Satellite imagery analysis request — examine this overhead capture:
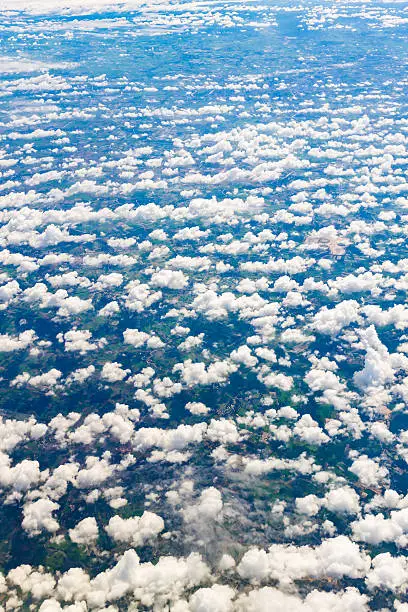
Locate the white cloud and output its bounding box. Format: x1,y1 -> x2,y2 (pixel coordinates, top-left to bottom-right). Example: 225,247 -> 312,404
69,517 -> 99,545
366,553 -> 408,592
101,362 -> 129,383
237,536 -> 370,584
150,269 -> 189,289
106,511 -> 164,547
0,330 -> 36,352
22,499 -> 60,536
349,455 -> 388,488
312,300 -> 360,336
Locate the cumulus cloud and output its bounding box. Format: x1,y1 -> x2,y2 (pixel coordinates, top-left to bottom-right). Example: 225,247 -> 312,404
349,454 -> 388,488
237,536 -> 370,585
101,362 -> 130,382
173,359 -> 238,386
183,487 -> 223,523
22,499 -> 60,536
69,517 -> 99,545
0,330 -> 36,352
106,511 -> 164,547
312,300 -> 360,336
150,269 -> 188,289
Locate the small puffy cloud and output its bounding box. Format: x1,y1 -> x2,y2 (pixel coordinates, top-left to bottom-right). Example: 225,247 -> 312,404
133,422 -> 207,451
366,553 -> 408,592
351,507 -> 408,546
101,362 -> 129,382
188,584 -> 235,612
261,371 -> 293,391
0,453 -> 43,491
57,329 -> 99,353
174,226 -> 210,241
69,517 -> 99,545
312,300 -> 360,336
150,269 -> 188,289
123,328 -> 150,348
12,368 -> 62,389
324,486 -> 360,515
174,359 -> 238,386
106,511 -> 164,547
234,586 -> 368,612
354,326 -> 394,390
0,330 -> 36,352
206,418 -> 239,444
185,401 -> 210,415
22,499 -> 60,536
293,414 -> 329,446
183,487 -> 223,523
8,565 -> 55,601
66,365 -> 95,385
99,300 -> 120,317
296,495 -> 321,517
349,454 -> 388,488
124,280 -> 162,312
230,345 -> 258,368
123,328 -> 164,350
237,536 -> 370,584
75,457 -> 114,489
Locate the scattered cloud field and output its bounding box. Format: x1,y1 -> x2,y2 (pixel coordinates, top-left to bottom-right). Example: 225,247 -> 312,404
0,0 -> 407,610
